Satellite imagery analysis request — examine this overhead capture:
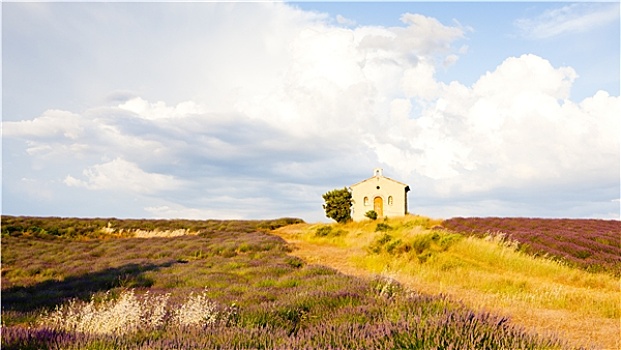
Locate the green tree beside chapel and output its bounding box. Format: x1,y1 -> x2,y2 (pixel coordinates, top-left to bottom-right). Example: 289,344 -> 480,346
322,187 -> 352,223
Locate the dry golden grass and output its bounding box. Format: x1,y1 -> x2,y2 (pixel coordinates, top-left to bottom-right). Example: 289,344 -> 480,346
132,228 -> 197,238
99,225 -> 198,238
274,216 -> 620,349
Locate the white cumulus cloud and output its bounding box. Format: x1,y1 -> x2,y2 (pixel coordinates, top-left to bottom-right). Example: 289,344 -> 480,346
4,109 -> 84,140
64,158 -> 182,194
369,54 -> 619,194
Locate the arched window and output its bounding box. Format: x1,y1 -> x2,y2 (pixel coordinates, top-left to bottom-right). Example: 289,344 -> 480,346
364,197 -> 369,206
388,196 -> 393,205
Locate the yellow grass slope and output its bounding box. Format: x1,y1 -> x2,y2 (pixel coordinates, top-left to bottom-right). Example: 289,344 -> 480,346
273,216 -> 620,349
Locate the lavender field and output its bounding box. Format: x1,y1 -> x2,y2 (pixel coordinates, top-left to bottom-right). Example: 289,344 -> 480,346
442,217 -> 621,276
1,216 -> 567,349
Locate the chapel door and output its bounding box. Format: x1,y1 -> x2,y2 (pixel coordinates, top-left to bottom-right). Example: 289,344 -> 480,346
373,196 -> 383,218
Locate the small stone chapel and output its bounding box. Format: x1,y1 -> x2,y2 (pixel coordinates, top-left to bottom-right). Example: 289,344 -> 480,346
349,168 -> 410,221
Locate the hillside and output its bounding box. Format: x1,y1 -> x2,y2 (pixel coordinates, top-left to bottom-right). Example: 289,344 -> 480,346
442,217 -> 620,276
1,216 -> 575,349
272,216 -> 620,349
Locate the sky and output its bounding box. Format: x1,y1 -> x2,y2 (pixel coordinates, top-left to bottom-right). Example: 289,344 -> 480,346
2,1 -> 620,222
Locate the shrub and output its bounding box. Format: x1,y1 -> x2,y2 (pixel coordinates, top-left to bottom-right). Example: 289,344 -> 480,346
285,256 -> 304,268
314,226 -> 346,237
367,230 -> 462,261
375,222 -> 393,232
368,233 -> 393,254
315,226 -> 333,237
365,210 -> 378,221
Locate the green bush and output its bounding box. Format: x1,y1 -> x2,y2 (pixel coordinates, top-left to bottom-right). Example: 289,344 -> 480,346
369,233 -> 393,254
365,210 -> 378,221
315,226 -> 333,237
314,226 -> 346,238
285,256 -> 304,268
368,230 -> 463,261
375,223 -> 393,232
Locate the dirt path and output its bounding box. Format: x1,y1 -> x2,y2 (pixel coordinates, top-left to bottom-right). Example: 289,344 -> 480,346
275,228 -> 619,350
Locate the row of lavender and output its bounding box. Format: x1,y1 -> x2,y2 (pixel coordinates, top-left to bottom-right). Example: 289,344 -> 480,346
0,215 -> 303,238
442,217 -> 621,276
2,217 -> 566,349
2,304 -> 561,349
